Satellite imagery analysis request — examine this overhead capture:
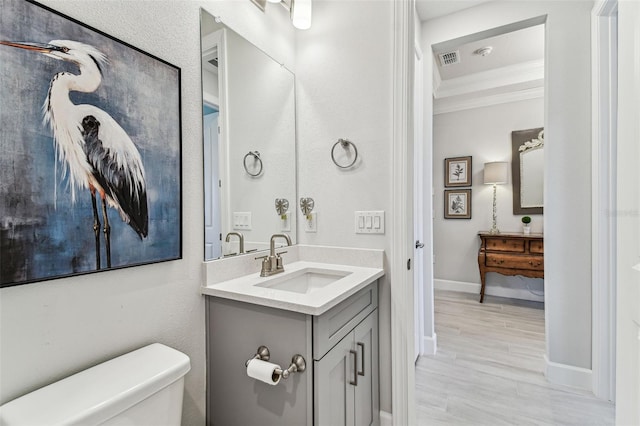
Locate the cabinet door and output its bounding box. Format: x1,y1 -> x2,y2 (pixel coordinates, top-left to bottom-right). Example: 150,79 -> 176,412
314,331 -> 356,426
354,310 -> 379,426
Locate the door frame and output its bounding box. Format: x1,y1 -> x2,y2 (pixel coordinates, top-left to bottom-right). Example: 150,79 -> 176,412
615,0 -> 640,421
591,0 -> 618,402
413,39 -> 425,361
391,0 -> 416,424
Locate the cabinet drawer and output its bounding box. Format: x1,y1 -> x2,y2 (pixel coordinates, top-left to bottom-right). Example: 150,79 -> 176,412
313,282 -> 378,360
485,238 -> 525,252
530,240 -> 544,254
485,253 -> 543,271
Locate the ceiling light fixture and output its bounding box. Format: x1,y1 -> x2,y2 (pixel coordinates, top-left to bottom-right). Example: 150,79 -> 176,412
291,0 -> 312,30
473,46 -> 493,57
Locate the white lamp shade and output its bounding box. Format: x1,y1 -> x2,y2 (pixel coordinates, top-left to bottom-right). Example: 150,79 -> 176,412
291,0 -> 312,30
266,0 -> 281,3
483,161 -> 509,184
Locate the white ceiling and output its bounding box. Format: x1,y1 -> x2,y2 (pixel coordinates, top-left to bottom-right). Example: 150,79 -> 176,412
416,1 -> 546,114
415,0 -> 493,22
434,24 -> 545,80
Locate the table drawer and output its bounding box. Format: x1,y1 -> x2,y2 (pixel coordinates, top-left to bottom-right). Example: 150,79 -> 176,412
530,240 -> 544,254
485,253 -> 543,271
485,238 -> 525,253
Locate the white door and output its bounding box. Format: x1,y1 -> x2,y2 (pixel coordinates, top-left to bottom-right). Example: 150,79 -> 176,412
204,111 -> 222,260
413,45 -> 424,362
615,1 -> 640,423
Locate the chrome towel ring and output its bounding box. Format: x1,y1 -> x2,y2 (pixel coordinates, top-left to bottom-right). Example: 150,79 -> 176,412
331,138 -> 358,169
243,151 -> 263,177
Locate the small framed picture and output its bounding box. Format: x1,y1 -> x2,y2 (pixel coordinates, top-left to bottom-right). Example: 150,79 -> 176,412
445,156 -> 472,187
444,189 -> 472,219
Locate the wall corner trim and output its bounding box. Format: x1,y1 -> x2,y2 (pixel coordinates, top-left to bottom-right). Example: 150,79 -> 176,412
544,355 -> 593,392
423,333 -> 437,356
380,410 -> 393,426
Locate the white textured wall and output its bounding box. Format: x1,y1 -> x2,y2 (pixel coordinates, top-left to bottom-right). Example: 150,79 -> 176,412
423,0 -> 594,371
433,98 -> 544,299
295,0 -> 394,412
0,1 -> 294,425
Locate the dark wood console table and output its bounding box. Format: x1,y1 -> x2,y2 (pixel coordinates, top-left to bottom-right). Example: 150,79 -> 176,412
477,232 -> 544,303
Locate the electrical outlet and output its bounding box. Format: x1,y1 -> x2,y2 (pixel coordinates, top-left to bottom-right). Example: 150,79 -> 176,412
280,212 -> 291,232
305,212 -> 317,233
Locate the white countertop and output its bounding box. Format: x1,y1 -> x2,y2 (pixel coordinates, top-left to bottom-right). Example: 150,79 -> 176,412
200,260 -> 384,315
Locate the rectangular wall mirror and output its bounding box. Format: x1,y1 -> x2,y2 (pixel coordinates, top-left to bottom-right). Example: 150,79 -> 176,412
511,127 -> 544,215
201,9 -> 297,261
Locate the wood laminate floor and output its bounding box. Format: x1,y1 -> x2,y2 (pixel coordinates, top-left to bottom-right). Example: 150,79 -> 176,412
415,290 -> 615,425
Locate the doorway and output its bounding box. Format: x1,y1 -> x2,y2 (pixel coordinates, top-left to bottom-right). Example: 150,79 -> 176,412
204,103 -> 221,260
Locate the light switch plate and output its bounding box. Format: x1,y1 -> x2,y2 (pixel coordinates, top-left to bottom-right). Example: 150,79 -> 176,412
355,211 -> 385,234
233,212 -> 252,230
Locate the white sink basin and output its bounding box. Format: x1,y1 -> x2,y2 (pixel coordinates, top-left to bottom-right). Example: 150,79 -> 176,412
201,260 -> 384,315
254,268 -> 352,294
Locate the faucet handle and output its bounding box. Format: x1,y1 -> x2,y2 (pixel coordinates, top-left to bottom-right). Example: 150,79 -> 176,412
255,255 -> 268,260
276,251 -> 288,257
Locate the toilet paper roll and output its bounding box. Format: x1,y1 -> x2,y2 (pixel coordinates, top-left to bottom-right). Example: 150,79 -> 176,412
246,359 -> 281,385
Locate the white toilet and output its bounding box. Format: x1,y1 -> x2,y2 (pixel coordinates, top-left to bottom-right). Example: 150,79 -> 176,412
0,343 -> 190,426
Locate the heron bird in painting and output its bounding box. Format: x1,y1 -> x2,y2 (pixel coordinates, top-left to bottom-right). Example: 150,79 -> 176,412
0,39 -> 148,270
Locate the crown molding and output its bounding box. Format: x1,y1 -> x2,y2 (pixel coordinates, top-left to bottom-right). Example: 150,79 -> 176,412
434,86 -> 544,115
434,59 -> 544,99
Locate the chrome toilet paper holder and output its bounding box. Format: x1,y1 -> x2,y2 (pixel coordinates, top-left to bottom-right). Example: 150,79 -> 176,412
245,345 -> 306,379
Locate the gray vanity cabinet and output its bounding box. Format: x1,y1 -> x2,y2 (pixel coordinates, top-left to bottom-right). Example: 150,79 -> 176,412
205,281 -> 379,426
314,309 -> 379,426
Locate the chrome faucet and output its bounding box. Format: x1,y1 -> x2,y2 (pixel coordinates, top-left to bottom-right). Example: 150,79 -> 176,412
257,233 -> 292,277
225,232 -> 245,254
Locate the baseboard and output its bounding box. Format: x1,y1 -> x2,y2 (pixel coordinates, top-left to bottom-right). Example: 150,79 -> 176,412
544,355 -> 593,391
380,410 -> 393,426
423,333 -> 437,355
434,279 -> 544,302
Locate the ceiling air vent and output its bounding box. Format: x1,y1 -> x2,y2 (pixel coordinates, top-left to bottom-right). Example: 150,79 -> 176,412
438,50 -> 460,66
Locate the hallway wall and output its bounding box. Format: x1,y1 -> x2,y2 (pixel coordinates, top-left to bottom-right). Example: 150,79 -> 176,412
433,98 -> 544,301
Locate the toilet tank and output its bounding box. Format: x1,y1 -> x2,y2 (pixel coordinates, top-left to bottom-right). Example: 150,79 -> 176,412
0,343 -> 191,426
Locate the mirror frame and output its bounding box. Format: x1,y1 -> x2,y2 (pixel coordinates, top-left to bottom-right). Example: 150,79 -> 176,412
511,127 -> 544,215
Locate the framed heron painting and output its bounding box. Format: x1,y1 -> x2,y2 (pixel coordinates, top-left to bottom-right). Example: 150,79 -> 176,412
0,0 -> 182,287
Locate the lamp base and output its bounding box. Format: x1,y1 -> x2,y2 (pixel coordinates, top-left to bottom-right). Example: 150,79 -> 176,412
489,184 -> 500,235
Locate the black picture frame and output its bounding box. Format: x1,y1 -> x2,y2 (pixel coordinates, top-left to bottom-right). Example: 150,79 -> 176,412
0,0 -> 183,287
